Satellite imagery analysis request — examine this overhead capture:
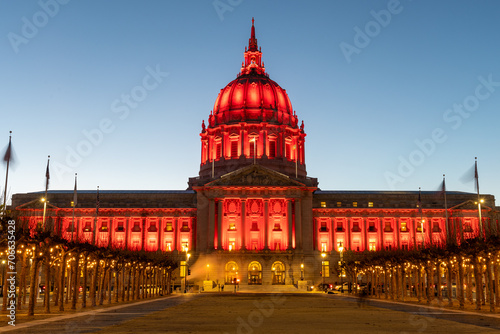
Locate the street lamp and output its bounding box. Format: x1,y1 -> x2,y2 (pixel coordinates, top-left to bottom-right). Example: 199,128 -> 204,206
338,242 -> 344,293
41,197 -> 47,229
300,263 -> 304,281
206,264 -> 210,281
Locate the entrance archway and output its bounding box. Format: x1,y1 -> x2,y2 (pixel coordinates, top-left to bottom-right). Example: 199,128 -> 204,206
225,261 -> 239,284
272,261 -> 285,285
248,261 -> 262,285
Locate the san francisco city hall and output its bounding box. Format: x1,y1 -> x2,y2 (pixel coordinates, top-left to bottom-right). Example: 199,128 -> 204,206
12,20 -> 499,291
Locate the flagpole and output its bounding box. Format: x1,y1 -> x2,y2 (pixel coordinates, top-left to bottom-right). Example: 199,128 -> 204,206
475,157 -> 483,238
72,173 -> 77,242
443,174 -> 449,244
419,187 -> 425,247
93,186 -> 99,245
2,131 -> 12,216
42,155 -> 50,230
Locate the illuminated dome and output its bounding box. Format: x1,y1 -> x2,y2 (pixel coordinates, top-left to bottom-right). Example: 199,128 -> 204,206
191,19 -> 309,186
210,68 -> 297,128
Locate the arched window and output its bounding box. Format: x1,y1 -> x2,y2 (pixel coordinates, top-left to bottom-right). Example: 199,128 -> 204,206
248,261 -> 262,285
271,261 -> 285,285
225,261 -> 239,284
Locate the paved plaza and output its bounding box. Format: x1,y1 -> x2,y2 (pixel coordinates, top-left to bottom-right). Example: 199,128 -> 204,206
3,293 -> 500,333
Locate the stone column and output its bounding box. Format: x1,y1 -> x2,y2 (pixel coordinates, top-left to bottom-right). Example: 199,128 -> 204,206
287,199 -> 293,249
363,217 -> 368,251
217,200 -> 223,250
241,199 -> 247,250
396,218 -> 401,249
264,199 -> 269,250
295,199 -> 302,249
124,217 -> 129,251
208,199 -> 215,251
141,217 -> 147,251
346,217 -> 351,250
379,216 -> 384,251
173,218 -> 178,251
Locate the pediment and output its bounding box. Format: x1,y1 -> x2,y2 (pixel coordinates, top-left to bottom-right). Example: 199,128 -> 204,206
16,199 -> 59,210
206,164 -> 306,187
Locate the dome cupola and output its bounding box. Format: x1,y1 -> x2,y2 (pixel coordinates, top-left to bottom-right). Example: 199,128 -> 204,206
192,19 -> 308,186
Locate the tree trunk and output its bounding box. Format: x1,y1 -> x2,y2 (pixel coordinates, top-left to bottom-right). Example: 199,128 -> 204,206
90,259 -> 99,307
473,257 -> 481,310
457,256 -> 465,310
71,252 -> 80,310
485,258 -> 495,312
99,262 -> 108,306
446,261 -> 453,307
44,251 -> 51,313
108,268 -> 112,304
466,264 -> 474,304
27,257 -> 41,316
59,252 -> 68,311
495,263 -> 500,307
66,260 -> 72,304
426,263 -> 432,305
53,264 -> 59,307
436,262 -> 442,303
18,251 -> 28,310
82,254 -> 88,308
127,267 -> 131,301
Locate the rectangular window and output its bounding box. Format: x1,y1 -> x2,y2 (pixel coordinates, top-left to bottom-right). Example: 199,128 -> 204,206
148,221 -> 158,232
228,222 -> 236,231
352,221 -> 360,232
231,140 -> 238,158
368,202 -> 374,208
320,221 -> 328,232
400,221 -> 407,232
251,221 -> 259,231
320,201 -> 326,208
336,221 -> 344,232
216,142 -> 221,159
274,241 -> 281,251
181,221 -> 190,232
165,221 -> 173,232
369,242 -> 376,251
181,242 -> 189,252
166,242 -> 172,251
269,140 -> 276,158
416,220 -> 424,232
336,202 -> 342,207
432,221 -> 441,232
384,221 -> 393,232
251,240 -> 258,250
368,221 -> 376,232
352,202 -> 358,208
273,223 -> 281,231
116,221 -> 124,232
321,242 -> 327,252
285,143 -> 291,160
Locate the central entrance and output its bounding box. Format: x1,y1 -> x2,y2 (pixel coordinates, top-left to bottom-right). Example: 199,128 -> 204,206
248,261 -> 262,285
272,261 -> 285,285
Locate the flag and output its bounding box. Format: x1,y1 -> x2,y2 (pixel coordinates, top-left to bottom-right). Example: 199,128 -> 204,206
474,158 -> 479,194
45,155 -> 50,194
73,173 -> 77,207
3,132 -> 12,164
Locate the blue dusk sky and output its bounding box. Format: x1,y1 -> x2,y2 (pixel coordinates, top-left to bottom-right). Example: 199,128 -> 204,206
1,0 -> 499,204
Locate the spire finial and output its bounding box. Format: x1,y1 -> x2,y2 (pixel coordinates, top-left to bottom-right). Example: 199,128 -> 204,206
248,17 -> 258,51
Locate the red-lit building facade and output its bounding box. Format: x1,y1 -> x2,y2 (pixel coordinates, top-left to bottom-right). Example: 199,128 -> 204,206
12,20 -> 499,290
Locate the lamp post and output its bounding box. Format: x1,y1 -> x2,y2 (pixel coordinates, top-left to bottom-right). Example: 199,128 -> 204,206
338,242 -> 344,293
41,197 -> 47,229
321,252 -> 326,290
185,252 -> 191,293
206,264 -> 210,281
300,263 -> 304,281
